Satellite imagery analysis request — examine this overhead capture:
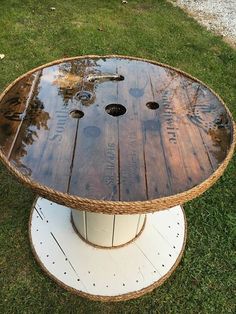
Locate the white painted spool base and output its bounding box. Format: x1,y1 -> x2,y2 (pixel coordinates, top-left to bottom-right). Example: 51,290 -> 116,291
29,197 -> 186,301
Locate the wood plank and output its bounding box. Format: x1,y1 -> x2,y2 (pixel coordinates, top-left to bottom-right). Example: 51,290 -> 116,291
182,79 -> 232,169
71,210 -> 86,239
172,76 -> 215,181
139,62 -> 175,198
86,212 -> 114,246
116,59 -> 147,201
113,214 -> 140,246
68,58 -> 120,201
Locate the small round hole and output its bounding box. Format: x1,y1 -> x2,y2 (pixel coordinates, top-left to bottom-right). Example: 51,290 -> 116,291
93,283 -> 96,286
118,75 -> 124,81
123,283 -> 125,286
105,104 -> 126,117
70,110 -> 84,119
77,279 -> 80,281
64,272 -> 67,275
146,102 -> 159,110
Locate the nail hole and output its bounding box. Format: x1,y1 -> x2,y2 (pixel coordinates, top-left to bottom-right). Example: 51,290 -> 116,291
36,229 -> 38,232
173,246 -> 176,249
53,262 -> 55,264
136,280 -> 139,283
168,226 -> 171,228
105,104 -> 126,117
40,242 -> 42,244
64,272 -> 67,275
93,283 -> 95,286
70,110 -> 84,119
162,264 -> 165,267
169,254 -> 172,257
154,270 -> 156,273
88,271 -> 91,274
106,285 -> 108,288
46,220 -> 49,223
123,283 -> 125,286
146,102 -> 159,110
46,255 -> 49,257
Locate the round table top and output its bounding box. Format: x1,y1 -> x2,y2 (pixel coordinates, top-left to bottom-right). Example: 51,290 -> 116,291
0,55 -> 235,214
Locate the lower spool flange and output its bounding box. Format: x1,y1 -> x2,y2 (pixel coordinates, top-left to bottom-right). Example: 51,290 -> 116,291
29,197 -> 186,301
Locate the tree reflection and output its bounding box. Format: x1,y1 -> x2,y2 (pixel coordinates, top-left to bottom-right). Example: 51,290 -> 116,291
53,59 -> 99,105
0,71 -> 50,175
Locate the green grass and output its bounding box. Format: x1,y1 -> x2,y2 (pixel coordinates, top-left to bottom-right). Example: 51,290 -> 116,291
0,0 -> 235,313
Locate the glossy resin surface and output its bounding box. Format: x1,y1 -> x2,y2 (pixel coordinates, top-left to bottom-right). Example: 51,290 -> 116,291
0,57 -> 233,202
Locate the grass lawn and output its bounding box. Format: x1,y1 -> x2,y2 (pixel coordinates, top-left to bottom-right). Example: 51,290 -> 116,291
0,0 -> 235,313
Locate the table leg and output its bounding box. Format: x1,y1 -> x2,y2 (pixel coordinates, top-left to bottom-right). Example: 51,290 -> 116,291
29,197 -> 186,301
71,210 -> 146,248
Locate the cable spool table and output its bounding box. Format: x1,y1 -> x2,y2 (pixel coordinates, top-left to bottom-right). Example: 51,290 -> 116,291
0,55 -> 235,301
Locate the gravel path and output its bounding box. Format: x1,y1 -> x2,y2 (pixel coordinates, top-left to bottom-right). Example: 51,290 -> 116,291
169,0 -> 236,47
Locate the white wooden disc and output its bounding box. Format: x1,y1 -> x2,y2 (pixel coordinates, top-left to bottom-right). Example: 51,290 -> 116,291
29,198 -> 186,301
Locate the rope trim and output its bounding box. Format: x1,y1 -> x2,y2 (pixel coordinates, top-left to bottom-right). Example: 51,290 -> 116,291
29,198 -> 187,302
0,55 -> 235,214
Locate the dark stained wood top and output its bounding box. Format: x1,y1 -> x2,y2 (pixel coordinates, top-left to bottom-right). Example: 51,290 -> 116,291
0,57 -> 234,202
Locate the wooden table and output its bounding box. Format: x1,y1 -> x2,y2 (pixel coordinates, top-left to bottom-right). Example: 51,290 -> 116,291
0,55 -> 234,301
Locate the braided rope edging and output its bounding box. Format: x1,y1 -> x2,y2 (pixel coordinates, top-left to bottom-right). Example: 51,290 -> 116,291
0,55 -> 235,214
29,198 -> 187,302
